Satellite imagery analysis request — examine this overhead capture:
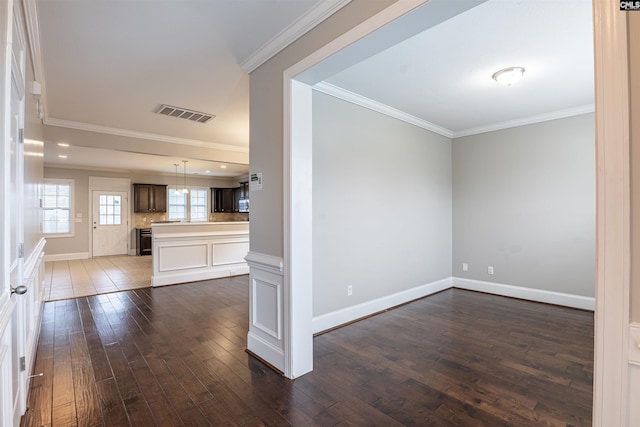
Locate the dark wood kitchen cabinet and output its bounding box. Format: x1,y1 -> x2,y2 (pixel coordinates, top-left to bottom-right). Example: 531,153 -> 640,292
212,188 -> 236,213
236,182 -> 249,212
133,184 -> 167,212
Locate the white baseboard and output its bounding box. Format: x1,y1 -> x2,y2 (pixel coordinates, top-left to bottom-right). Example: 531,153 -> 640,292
151,265 -> 250,287
452,277 -> 595,311
247,331 -> 284,372
312,277 -> 452,334
44,252 -> 89,262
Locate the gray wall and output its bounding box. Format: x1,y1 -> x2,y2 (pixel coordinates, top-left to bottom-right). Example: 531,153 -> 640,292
249,0 -> 397,257
452,114 -> 595,297
312,91 -> 452,316
44,167 -> 244,255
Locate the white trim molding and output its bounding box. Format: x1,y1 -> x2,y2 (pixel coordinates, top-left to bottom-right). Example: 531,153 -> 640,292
240,0 -> 352,73
314,81 -> 594,139
312,277 -> 452,334
23,238 -> 46,278
592,0 -> 631,426
246,252 -> 285,372
43,252 -> 89,262
245,251 -> 284,275
453,104 -> 595,138
313,82 -> 453,138
452,277 -> 595,311
45,118 -> 249,153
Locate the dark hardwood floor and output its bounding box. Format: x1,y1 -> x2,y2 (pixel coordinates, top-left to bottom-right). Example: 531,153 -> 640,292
21,276 -> 593,426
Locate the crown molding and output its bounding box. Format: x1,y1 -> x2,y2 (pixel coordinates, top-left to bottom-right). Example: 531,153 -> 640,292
44,117 -> 249,153
453,104 -> 596,138
314,82 -> 595,140
240,0 -> 352,73
313,82 -> 454,138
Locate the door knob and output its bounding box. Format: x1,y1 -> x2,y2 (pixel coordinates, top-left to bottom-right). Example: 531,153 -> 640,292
11,285 -> 27,295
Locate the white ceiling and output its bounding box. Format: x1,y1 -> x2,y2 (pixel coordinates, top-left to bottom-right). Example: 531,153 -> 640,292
31,0 -> 594,176
322,0 -> 594,137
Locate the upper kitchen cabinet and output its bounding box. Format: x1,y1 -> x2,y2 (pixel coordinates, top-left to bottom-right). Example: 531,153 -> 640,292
236,182 -> 249,213
134,184 -> 167,212
212,187 -> 236,213
212,183 -> 250,213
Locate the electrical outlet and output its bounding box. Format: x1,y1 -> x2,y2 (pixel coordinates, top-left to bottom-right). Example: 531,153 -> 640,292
488,266 -> 494,275
347,285 -> 353,296
462,263 -> 468,271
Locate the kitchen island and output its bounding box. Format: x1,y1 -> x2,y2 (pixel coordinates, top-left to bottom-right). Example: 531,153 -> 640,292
150,221 -> 249,286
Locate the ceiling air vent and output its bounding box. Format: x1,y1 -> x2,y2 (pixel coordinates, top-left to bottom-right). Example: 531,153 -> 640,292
153,104 -> 215,123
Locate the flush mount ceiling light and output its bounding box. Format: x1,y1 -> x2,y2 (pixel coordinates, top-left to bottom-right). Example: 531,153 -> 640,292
492,66 -> 525,86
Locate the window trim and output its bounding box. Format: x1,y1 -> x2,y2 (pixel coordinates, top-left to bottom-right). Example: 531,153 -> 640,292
43,178 -> 75,238
167,186 -> 209,222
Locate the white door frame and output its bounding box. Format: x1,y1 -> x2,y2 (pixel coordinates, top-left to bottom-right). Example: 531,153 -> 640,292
283,0 -> 632,425
1,0 -> 29,424
88,177 -> 131,257
591,1 -> 632,425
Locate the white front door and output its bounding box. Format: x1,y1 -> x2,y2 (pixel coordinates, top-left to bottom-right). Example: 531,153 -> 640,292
92,191 -> 129,257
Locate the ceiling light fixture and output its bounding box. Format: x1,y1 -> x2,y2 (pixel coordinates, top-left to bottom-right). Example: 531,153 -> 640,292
492,66 -> 525,86
57,155 -> 67,159
220,165 -> 227,169
57,142 -> 69,147
173,163 -> 180,195
182,160 -> 189,194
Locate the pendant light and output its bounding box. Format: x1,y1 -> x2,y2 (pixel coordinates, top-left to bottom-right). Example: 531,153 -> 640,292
173,164 -> 180,195
182,160 -> 189,194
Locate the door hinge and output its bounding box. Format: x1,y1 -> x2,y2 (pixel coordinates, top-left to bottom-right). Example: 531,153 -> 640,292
18,128 -> 24,144
19,356 -> 25,372
18,243 -> 24,258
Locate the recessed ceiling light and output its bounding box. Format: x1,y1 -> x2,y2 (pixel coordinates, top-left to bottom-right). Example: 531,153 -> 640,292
58,155 -> 68,159
492,66 -> 525,86
57,142 -> 70,147
205,170 -> 211,173
220,165 -> 227,169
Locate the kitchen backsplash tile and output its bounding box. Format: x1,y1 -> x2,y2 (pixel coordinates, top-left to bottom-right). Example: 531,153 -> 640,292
133,212 -> 248,228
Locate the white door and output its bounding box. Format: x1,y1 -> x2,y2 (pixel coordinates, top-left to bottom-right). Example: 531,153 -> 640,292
1,1 -> 27,425
9,66 -> 26,427
92,191 -> 129,257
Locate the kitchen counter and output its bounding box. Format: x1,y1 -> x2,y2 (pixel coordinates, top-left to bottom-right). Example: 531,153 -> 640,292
150,221 -> 249,286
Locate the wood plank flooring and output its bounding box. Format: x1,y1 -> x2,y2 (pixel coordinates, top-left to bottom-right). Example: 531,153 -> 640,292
44,256 -> 151,301
22,278 -> 593,426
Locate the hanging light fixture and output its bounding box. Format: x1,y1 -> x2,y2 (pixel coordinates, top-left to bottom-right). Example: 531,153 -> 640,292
173,164 -> 180,195
182,160 -> 189,194
492,66 -> 525,86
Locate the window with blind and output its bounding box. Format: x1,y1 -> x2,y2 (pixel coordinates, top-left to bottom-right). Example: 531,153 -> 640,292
43,179 -> 74,236
167,187 -> 208,221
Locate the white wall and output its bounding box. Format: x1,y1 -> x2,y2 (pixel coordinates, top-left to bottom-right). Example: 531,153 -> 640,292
452,114 -> 595,297
312,91 -> 452,316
